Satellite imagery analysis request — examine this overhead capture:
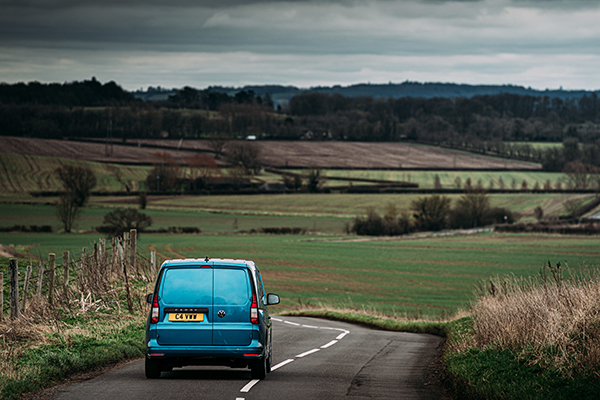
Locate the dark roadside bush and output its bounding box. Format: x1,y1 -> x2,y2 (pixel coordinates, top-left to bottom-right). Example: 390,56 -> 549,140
351,208 -> 411,236
260,227 -> 306,234
449,206 -> 517,229
145,226 -> 201,234
0,225 -> 53,233
487,207 -> 518,224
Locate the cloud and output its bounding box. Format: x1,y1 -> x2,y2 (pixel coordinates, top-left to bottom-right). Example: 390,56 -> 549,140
0,0 -> 599,89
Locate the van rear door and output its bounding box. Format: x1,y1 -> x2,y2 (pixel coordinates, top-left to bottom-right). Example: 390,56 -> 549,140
156,267 -> 213,346
212,267 -> 253,346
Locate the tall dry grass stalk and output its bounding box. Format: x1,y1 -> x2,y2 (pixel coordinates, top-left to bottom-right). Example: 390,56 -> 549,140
471,261 -> 600,375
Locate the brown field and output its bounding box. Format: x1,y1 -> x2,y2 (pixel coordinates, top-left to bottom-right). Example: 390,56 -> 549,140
0,136 -> 541,170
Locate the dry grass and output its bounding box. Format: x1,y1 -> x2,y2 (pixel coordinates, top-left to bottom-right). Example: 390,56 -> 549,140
469,262 -> 600,376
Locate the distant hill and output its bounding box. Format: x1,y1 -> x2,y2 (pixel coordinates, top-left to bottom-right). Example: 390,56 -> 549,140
132,81 -> 600,108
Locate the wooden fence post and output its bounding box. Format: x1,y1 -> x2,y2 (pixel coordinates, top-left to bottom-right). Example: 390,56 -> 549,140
151,250 -> 156,277
36,260 -> 44,297
99,238 -> 106,263
0,272 -> 4,321
48,253 -> 55,306
118,238 -> 134,313
94,242 -> 99,267
130,229 -> 137,274
9,258 -> 19,319
63,251 -> 70,296
21,265 -> 32,311
111,237 -> 117,275
123,231 -> 130,270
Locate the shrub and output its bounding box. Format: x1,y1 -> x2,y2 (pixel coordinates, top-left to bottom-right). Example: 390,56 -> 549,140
351,207 -> 411,236
488,207 -> 517,224
410,195 -> 451,231
96,208 -> 152,237
453,190 -> 490,228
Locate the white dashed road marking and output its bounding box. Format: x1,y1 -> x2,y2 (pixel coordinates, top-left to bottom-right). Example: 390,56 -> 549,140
271,358 -> 294,371
236,318 -> 350,398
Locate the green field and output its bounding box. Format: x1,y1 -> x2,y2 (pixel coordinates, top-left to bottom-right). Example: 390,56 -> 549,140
300,169 -> 565,189
2,231 -> 599,320
1,192 -> 594,234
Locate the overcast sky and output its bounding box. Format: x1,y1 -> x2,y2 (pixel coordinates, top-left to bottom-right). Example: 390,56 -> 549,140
1,0 -> 599,91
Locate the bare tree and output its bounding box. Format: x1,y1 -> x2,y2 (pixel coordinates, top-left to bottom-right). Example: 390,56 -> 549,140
56,165 -> 97,207
226,141 -> 262,175
564,161 -> 599,190
146,152 -> 181,192
56,195 -> 80,233
209,134 -> 228,159
186,153 -> 221,185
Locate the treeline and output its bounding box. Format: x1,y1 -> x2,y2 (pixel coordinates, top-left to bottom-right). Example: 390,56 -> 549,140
288,92 -> 600,145
0,78 -> 134,106
2,80 -> 600,172
165,86 -> 274,110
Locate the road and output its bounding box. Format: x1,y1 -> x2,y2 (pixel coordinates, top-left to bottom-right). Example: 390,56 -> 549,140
47,316 -> 445,400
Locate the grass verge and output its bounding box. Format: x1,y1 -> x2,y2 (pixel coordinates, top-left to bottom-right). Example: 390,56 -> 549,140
0,314 -> 145,400
442,263 -> 600,400
283,308 -> 449,336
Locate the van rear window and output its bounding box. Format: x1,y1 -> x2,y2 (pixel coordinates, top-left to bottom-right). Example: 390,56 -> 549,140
214,268 -> 250,306
161,268 -> 212,305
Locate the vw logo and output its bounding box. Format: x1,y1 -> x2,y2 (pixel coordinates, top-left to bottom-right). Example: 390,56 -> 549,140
217,310 -> 226,318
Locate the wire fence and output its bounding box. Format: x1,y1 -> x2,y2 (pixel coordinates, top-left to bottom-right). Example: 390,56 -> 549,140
1,229 -> 162,321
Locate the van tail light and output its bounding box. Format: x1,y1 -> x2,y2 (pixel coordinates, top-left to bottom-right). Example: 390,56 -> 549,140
250,294 -> 259,324
150,293 -> 160,324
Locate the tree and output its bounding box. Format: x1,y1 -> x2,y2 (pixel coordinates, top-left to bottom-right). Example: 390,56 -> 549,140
433,174 -> 442,190
97,208 -> 152,237
209,134 -> 228,159
146,152 -> 180,192
450,190 -> 491,228
534,206 -> 544,221
306,168 -> 324,193
564,161 -> 599,190
226,141 -> 262,175
186,153 -> 221,189
56,165 -> 97,207
410,195 -> 452,231
56,195 -> 80,233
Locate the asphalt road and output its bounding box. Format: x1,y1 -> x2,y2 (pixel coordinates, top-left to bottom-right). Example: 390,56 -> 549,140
47,316 -> 445,400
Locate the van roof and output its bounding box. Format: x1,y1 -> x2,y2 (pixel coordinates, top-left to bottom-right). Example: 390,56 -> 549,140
161,258 -> 257,271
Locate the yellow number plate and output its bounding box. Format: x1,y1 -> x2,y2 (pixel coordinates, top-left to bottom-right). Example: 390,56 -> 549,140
168,313 -> 204,322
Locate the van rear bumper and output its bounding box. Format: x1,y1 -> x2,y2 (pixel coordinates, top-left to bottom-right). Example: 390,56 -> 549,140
146,339 -> 264,359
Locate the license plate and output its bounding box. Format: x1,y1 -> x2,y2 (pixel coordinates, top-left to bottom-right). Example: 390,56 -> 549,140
168,313 -> 204,322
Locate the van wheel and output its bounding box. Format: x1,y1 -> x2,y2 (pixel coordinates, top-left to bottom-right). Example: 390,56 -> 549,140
251,357 -> 267,380
145,357 -> 162,379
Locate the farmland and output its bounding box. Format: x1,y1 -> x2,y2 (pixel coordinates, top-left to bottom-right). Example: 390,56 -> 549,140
1,136 -> 598,318
3,231 -> 599,320
0,136 -> 541,170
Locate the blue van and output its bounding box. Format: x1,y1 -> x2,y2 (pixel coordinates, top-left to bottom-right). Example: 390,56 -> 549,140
145,258 -> 280,379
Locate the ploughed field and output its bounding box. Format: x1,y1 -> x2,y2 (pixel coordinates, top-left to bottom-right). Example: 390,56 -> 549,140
0,136 -> 540,169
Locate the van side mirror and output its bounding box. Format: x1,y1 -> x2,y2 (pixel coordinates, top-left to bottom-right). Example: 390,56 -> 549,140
266,293 -> 280,305
146,293 -> 153,304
